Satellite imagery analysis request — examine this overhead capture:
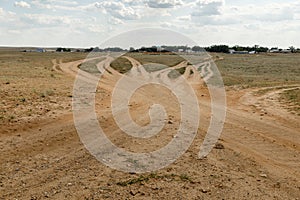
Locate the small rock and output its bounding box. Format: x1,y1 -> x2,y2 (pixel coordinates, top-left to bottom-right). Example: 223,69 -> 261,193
259,174 -> 267,178
274,181 -> 280,188
168,120 -> 173,124
214,143 -> 224,149
44,192 -> 49,198
130,189 -> 139,196
67,182 -> 73,186
201,188 -> 210,193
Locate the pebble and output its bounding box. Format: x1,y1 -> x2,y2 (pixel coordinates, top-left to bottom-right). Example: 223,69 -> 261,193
200,188 -> 211,193
259,174 -> 267,178
44,192 -> 49,198
274,181 -> 280,188
130,189 -> 139,196
214,143 -> 225,149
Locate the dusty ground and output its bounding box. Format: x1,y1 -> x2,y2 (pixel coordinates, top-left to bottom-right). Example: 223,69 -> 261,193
0,52 -> 299,199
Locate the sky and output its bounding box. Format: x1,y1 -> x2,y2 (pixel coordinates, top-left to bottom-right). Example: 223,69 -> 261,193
0,0 -> 299,48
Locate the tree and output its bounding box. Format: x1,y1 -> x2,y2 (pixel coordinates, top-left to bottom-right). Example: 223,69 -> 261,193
192,46 -> 202,52
205,45 -> 229,53
56,47 -> 70,52
256,47 -> 269,53
289,46 -> 296,53
93,47 -> 102,52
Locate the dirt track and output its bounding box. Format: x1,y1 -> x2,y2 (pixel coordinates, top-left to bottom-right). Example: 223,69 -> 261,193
0,56 -> 299,199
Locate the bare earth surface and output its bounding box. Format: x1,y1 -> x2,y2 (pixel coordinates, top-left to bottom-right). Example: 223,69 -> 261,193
0,53 -> 299,199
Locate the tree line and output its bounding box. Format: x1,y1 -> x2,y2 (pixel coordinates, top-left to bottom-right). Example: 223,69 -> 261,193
56,45 -> 300,53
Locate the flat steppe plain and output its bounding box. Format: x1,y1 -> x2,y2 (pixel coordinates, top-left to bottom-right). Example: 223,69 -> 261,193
0,51 -> 299,199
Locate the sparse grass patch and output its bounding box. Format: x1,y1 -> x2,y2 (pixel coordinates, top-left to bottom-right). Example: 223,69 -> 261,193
280,88 -> 300,115
254,86 -> 298,96
0,51 -> 86,125
116,173 -> 193,186
167,67 -> 186,79
8,115 -> 15,122
127,52 -> 185,67
216,53 -> 300,87
176,67 -> 186,75
168,69 -> 183,79
143,63 -> 168,72
19,97 -> 26,103
78,58 -> 105,74
110,57 -> 133,74
39,90 -> 54,98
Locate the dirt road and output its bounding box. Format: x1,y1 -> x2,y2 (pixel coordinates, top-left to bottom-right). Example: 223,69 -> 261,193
0,56 -> 299,199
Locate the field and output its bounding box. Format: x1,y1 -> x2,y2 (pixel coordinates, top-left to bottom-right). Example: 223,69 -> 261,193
0,51 -> 299,199
214,53 -> 300,87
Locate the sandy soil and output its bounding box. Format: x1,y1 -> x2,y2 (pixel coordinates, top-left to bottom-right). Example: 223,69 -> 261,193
0,55 -> 299,199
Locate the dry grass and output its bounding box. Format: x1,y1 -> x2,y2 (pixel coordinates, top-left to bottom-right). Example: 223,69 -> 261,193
127,52 -> 184,67
110,57 -> 133,74
280,88 -> 300,115
111,52 -> 300,88
215,53 -> 300,87
1,51 -> 299,124
78,58 -> 105,74
0,51 -> 88,125
116,173 -> 193,186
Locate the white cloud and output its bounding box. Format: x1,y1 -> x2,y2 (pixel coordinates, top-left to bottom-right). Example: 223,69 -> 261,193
192,0 -> 224,16
88,24 -> 105,33
24,13 -> 78,26
14,1 -> 31,9
95,1 -> 140,20
31,0 -> 95,11
44,0 -> 79,6
147,0 -> 183,8
253,5 -> 294,22
8,29 -> 21,34
177,15 -> 191,21
0,7 -> 17,22
109,17 -> 124,25
121,0 -> 144,6
1,0 -> 300,48
191,15 -> 238,26
191,2 -> 297,27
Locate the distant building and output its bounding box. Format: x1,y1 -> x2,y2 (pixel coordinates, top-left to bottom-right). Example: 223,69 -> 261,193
281,49 -> 292,53
269,48 -> 280,53
157,46 -> 164,52
36,48 -> 46,53
46,49 -> 56,53
229,49 -> 235,54
229,49 -> 249,54
268,48 -> 291,53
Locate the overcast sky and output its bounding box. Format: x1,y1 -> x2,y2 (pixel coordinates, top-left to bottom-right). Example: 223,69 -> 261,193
0,0 -> 299,48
